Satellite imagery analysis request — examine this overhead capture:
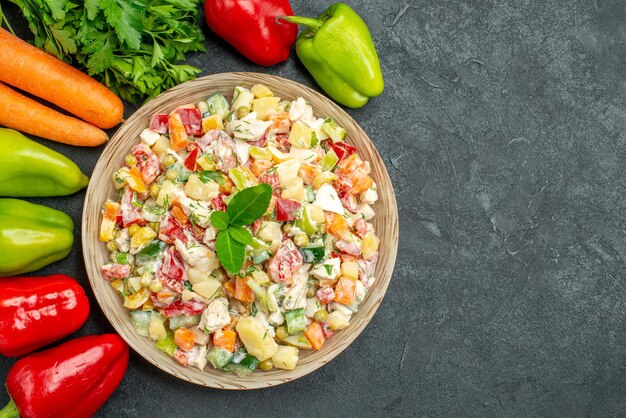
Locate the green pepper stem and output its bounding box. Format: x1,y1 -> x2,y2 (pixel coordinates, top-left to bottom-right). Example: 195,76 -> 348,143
276,15 -> 324,31
0,398 -> 19,418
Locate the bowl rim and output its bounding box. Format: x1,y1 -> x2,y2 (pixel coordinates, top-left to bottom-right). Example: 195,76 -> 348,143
82,72 -> 399,389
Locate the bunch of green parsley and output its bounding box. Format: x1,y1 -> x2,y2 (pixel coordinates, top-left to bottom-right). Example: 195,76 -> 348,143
4,0 -> 205,102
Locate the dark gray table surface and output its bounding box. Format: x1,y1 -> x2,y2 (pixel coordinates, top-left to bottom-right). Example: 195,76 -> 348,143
2,0 -> 626,416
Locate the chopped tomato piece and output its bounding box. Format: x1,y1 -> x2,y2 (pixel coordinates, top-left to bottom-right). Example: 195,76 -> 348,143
268,240 -> 303,284
158,216 -> 187,244
131,144 -> 161,184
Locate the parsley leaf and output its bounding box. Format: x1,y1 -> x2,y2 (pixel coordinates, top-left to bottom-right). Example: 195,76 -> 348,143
215,229 -> 245,274
227,184 -> 272,226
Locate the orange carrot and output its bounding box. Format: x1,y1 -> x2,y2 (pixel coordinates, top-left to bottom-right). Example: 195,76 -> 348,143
174,327 -> 195,351
333,276 -> 356,306
0,28 -> 123,129
325,212 -> 352,241
171,199 -> 189,226
304,322 -> 326,350
213,329 -> 237,352
235,276 -> 255,302
223,280 -> 236,299
0,82 -> 107,146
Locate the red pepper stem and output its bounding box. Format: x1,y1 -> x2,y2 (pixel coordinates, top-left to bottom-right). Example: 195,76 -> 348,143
276,15 -> 323,31
0,398 -> 19,418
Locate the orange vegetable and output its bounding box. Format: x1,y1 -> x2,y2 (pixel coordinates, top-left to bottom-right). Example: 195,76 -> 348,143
333,276 -> 356,305
128,166 -> 147,193
0,82 -> 108,146
251,159 -> 274,177
235,276 -> 255,302
213,329 -> 237,352
336,154 -> 373,194
171,199 -> 188,226
298,163 -> 321,186
103,200 -> 120,221
174,327 -> 195,351
168,113 -> 188,152
304,322 -> 326,350
325,212 -> 352,240
223,280 -> 236,298
0,28 -> 123,129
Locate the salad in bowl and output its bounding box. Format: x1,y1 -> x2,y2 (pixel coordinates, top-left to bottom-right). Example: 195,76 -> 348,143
99,84 -> 380,376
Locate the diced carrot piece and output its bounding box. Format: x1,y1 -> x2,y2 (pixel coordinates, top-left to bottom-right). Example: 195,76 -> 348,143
251,159 -> 274,177
336,154 -> 362,174
223,280 -> 236,298
333,276 -> 356,306
235,276 -> 255,302
298,163 -> 321,186
349,172 -> 373,195
213,329 -> 237,352
169,113 -> 188,152
219,177 -> 234,194
171,199 -> 188,226
174,327 -> 195,351
325,212 -> 352,240
304,322 -> 326,350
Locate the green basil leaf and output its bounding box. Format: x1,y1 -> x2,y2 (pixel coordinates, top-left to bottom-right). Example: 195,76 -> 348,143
227,184 -> 272,226
210,211 -> 230,230
215,229 -> 244,274
198,170 -> 225,185
229,225 -> 252,245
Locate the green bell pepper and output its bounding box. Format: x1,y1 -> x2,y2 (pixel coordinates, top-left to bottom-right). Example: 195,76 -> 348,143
0,198 -> 74,277
0,128 -> 89,197
280,3 -> 384,108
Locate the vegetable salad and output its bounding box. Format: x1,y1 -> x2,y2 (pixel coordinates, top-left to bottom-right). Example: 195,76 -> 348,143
99,84 -> 380,375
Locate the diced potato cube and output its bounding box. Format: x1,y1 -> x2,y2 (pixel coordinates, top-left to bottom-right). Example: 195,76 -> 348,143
275,159 -> 301,185
156,180 -> 177,206
149,316 -> 167,341
251,270 -> 270,285
236,316 -> 278,361
281,177 -> 305,202
202,114 -> 224,133
269,145 -> 291,163
288,121 -> 315,149
272,345 -> 299,370
184,174 -> 220,201
192,278 -> 223,300
257,221 -> 282,242
327,310 -> 350,331
251,84 -> 274,98
308,205 -> 325,224
362,232 -> 380,260
151,136 -> 170,156
252,97 -> 281,121
341,261 -> 359,281
188,267 -> 210,285
313,171 -> 337,190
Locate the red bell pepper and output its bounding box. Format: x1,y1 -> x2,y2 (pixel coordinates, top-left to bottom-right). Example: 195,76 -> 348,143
275,198 -> 301,221
204,0 -> 298,66
0,275 -> 90,358
0,334 -> 129,418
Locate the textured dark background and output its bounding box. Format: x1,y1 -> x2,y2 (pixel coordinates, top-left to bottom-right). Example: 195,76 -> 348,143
2,0 -> 626,416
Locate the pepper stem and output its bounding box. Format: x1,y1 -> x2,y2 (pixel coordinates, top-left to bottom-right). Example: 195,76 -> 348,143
0,398 -> 18,418
276,15 -> 324,31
